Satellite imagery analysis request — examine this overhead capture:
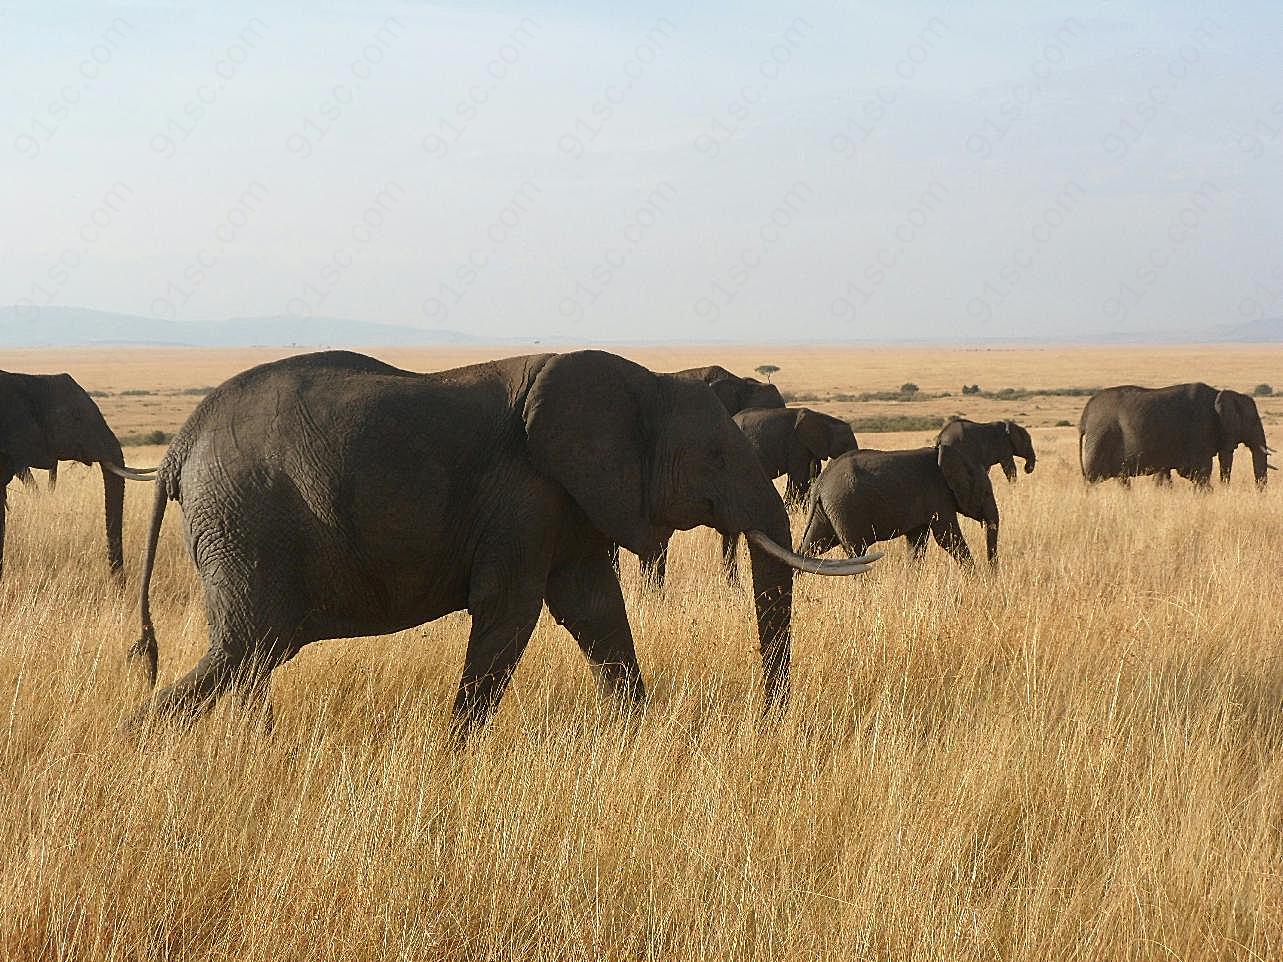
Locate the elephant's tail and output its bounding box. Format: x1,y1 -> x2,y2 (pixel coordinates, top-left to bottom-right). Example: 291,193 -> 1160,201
127,479 -> 168,688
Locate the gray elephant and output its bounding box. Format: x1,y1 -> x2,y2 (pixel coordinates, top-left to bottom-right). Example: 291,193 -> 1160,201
935,418 -> 1036,482
612,364 -> 787,584
673,365 -> 785,415
800,444 -> 999,567
719,407 -> 859,582
0,371 -> 155,578
1079,383 -> 1272,486
126,350 -> 878,735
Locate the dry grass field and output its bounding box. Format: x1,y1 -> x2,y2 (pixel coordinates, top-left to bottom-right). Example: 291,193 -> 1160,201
1,345 -> 1281,960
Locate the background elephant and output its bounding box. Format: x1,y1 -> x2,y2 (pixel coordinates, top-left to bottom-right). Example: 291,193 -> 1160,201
1080,383 -> 1271,486
800,445 -> 1000,568
0,371 -> 154,578
127,350 -> 877,735
935,418 -> 1036,482
673,365 -> 785,415
720,407 -> 859,583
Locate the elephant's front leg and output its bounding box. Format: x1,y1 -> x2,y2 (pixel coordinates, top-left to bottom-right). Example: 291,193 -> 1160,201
720,532 -> 739,584
454,580 -> 545,736
545,542 -> 644,707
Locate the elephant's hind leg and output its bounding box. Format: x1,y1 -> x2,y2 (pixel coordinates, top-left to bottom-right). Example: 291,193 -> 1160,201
546,543 -> 645,707
637,539 -> 669,589
904,524 -> 931,561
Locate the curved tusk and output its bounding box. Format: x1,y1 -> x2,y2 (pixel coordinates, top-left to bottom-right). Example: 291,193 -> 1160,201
746,530 -> 882,576
102,462 -> 158,482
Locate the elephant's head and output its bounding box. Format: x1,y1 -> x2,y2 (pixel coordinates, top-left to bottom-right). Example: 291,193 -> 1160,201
1215,389 -> 1270,485
523,351 -> 877,706
938,442 -> 1000,563
0,372 -> 122,473
708,376 -> 785,416
796,409 -> 859,461
1002,419 -> 1037,481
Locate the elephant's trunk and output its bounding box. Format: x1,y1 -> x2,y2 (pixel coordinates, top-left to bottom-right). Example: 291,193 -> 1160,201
984,521 -> 999,566
744,506 -> 795,711
1251,444 -> 1269,486
101,464 -> 125,576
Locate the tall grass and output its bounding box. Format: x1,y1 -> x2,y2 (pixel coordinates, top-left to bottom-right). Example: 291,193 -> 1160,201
0,435 -> 1279,960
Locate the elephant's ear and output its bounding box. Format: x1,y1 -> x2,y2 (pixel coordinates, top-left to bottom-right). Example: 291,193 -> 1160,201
0,386 -> 48,475
705,377 -> 743,414
523,351 -> 662,553
794,409 -> 835,459
938,443 -> 998,523
1214,390 -> 1252,444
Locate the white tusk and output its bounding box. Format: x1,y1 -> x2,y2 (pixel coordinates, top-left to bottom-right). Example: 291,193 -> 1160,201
102,462 -> 158,481
746,530 -> 883,576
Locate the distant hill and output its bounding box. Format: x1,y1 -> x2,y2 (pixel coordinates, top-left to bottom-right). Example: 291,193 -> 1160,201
0,306 -> 482,348
1215,317 -> 1283,343
1,305 -> 1280,347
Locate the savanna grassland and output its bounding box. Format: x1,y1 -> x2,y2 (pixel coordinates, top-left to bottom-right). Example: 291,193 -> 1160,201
1,345 -> 1282,961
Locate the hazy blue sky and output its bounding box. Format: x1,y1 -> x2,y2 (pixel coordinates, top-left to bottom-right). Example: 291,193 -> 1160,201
4,1 -> 1281,341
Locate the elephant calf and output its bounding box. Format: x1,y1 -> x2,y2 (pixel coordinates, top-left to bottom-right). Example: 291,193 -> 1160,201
935,418 -> 1036,482
720,406 -> 859,582
800,446 -> 999,567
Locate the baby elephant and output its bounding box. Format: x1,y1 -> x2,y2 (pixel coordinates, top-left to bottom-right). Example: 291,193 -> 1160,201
800,445 -> 999,567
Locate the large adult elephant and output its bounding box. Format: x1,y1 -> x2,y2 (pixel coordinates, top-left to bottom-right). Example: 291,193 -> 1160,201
125,351 -> 879,735
800,444 -> 1000,568
935,418 -> 1036,482
719,407 -> 859,583
1079,383 -> 1271,486
0,371 -> 155,578
613,364 -> 787,584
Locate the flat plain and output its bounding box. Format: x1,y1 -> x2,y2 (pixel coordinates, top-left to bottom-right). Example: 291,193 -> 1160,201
1,344 -> 1281,961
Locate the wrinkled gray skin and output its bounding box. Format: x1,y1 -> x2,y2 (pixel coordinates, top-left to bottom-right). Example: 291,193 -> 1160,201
614,365 -> 787,587
935,418 -> 1036,482
800,445 -> 1000,567
126,350 -> 873,736
1080,383 -> 1270,487
0,371 -> 141,578
721,407 -> 859,582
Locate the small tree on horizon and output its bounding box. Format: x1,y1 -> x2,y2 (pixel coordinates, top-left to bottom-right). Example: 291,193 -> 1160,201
755,364 -> 781,383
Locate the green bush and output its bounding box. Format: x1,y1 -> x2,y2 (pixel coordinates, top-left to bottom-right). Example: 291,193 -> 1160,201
1055,419 -> 1073,427
850,414 -> 945,433
121,430 -> 171,446
120,389 -> 154,397
899,382 -> 919,396
1252,383 -> 1274,397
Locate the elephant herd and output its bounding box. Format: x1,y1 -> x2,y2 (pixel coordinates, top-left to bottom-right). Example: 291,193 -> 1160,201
0,355 -> 1271,737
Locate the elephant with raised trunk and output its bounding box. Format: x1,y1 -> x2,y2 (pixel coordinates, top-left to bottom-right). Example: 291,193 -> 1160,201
0,371 -> 155,578
1079,383 -> 1272,487
935,418 -> 1036,482
126,351 -> 878,735
720,407 -> 859,583
800,445 -> 1000,568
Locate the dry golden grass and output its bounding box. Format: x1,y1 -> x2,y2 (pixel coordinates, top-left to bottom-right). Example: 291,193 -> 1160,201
1,346 -> 1281,960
